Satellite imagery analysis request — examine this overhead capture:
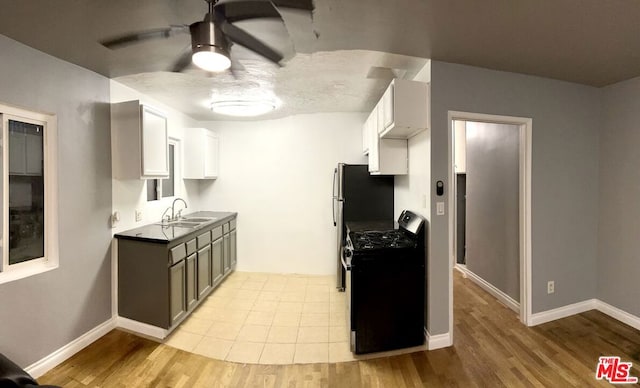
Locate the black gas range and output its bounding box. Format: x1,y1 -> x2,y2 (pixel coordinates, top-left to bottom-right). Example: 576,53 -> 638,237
342,210 -> 426,355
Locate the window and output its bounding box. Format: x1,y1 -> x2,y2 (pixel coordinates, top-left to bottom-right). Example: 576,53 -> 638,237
147,140 -> 178,201
0,104 -> 58,283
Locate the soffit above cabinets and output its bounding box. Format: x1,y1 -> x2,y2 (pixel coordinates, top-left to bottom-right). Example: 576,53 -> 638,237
2,1 -> 640,120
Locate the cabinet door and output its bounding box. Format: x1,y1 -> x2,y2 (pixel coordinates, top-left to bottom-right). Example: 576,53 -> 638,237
368,106 -> 380,173
186,253 -> 197,311
197,245 -> 212,299
204,132 -> 219,178
362,115 -> 371,155
211,238 -> 223,286
141,105 -> 169,178
169,260 -> 187,327
230,230 -> 237,268
223,234 -> 231,274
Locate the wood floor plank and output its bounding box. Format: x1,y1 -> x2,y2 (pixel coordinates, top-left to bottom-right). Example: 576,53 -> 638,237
38,271 -> 640,387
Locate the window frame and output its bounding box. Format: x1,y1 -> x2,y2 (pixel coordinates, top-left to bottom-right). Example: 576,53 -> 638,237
0,104 -> 58,284
147,137 -> 180,202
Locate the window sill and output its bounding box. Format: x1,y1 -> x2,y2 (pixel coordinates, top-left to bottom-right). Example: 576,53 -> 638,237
0,261 -> 58,285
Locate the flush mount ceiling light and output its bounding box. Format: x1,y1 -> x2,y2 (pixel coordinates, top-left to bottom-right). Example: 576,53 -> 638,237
210,99 -> 279,117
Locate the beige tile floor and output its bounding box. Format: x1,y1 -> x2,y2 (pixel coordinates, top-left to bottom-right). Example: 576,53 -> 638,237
164,271 -> 356,364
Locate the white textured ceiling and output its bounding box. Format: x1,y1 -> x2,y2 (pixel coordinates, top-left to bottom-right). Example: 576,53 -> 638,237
115,50 -> 428,120
2,0 -> 640,120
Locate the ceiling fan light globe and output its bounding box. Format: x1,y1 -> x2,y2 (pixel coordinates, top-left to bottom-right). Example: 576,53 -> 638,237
192,49 -> 231,72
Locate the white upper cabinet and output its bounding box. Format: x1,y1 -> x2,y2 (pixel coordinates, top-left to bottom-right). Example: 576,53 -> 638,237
378,79 -> 429,139
203,131 -> 219,178
368,102 -> 408,176
361,79 -> 428,175
112,100 -> 169,180
183,128 -> 219,180
141,106 -> 170,177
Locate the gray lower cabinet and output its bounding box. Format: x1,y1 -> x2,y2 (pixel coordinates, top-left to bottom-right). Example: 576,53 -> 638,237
197,244 -> 212,298
221,221 -> 237,273
117,214 -> 237,332
212,237 -> 223,285
186,253 -> 197,311
169,260 -> 187,326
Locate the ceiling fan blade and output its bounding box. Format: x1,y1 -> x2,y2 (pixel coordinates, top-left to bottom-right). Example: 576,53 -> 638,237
214,0 -> 284,23
219,20 -> 284,64
171,46 -> 193,72
271,0 -> 315,11
100,25 -> 188,49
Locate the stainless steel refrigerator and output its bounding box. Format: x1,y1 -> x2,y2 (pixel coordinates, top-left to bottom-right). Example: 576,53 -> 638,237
332,163 -> 394,290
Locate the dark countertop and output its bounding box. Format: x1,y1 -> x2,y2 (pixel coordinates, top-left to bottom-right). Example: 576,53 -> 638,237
346,221 -> 398,233
114,211 -> 237,244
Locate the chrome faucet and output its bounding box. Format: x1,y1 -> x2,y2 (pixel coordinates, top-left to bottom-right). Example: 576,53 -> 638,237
161,207 -> 172,224
172,198 -> 188,221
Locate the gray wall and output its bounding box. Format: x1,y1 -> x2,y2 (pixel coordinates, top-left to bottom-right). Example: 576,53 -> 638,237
598,77 -> 640,317
465,122 -> 520,301
429,61 -> 601,334
0,35 -> 112,367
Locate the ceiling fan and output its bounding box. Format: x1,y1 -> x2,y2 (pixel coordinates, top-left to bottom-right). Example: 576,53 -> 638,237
100,0 -> 314,73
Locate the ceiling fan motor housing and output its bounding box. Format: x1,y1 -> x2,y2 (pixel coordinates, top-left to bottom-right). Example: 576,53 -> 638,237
189,20 -> 228,56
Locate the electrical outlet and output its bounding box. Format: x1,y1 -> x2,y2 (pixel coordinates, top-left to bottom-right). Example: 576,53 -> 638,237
547,280 -> 555,294
135,209 -> 142,222
111,211 -> 120,228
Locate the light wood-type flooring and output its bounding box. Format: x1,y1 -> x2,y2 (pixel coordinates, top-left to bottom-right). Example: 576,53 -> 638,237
40,271 -> 640,387
162,272 -> 357,364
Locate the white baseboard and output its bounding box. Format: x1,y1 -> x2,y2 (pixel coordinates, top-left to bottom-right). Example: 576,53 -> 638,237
528,299 -> 640,332
596,300 -> 640,331
116,316 -> 168,340
425,328 -> 452,350
529,299 -> 597,326
457,265 -> 520,313
25,317 -> 116,378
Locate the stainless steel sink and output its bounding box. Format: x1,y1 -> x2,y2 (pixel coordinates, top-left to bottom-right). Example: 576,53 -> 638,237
181,217 -> 217,223
168,221 -> 201,228
155,216 -> 217,228
156,221 -> 201,228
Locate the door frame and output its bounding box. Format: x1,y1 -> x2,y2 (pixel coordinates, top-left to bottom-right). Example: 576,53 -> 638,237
447,111 -> 533,333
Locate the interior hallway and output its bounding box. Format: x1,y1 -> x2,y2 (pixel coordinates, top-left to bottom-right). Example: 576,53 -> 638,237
39,272 -> 639,387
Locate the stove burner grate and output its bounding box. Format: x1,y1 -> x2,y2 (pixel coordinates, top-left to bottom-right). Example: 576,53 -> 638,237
351,230 -> 416,250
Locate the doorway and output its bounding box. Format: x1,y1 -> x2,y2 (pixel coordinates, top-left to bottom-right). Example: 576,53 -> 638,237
447,112 -> 532,333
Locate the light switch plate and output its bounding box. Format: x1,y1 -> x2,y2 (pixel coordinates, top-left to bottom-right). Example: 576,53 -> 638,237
135,209 -> 142,222
436,202 -> 445,215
